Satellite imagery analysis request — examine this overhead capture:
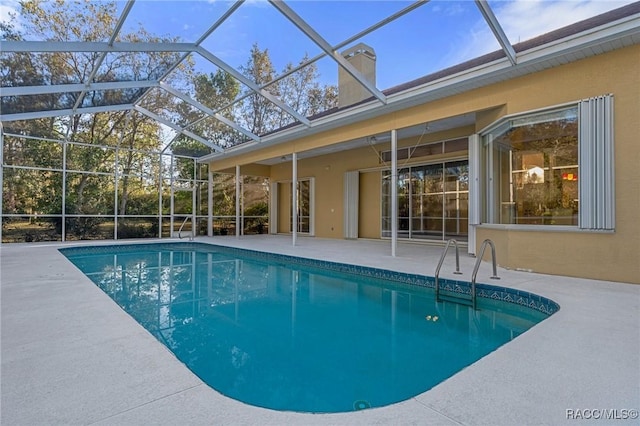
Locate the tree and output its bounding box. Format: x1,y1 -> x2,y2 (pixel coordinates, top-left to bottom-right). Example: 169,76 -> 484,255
237,45 -> 338,137
173,69 -> 242,152
2,0 -> 192,239
2,4 -> 338,241
306,83 -> 338,117
277,55 -> 337,126
117,112 -> 163,216
18,0 -> 186,221
238,44 -> 280,136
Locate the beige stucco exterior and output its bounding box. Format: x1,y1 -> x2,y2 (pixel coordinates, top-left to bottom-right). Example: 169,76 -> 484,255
208,44 -> 640,284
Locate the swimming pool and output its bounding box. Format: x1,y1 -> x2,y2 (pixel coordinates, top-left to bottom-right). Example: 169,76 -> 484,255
61,242 -> 559,413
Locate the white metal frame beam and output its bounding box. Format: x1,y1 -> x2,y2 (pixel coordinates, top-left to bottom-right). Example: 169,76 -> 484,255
133,105 -> 223,152
180,0 -> 426,137
474,0 -> 517,65
132,0 -> 247,154
1,103 -> 134,122
148,0 -> 245,85
196,46 -> 311,127
269,0 -> 387,105
0,41 -> 197,53
71,0 -> 137,114
0,80 -> 158,97
158,82 -> 260,143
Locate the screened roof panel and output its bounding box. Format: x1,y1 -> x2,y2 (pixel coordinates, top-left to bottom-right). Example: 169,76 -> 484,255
1,92 -> 78,115
194,116 -> 251,149
118,0 -> 234,44
180,54 -> 229,104
289,1 -> 422,47
355,1 -> 500,90
136,87 -> 208,128
269,56 -> 339,117
17,0 -> 120,42
30,52 -> 103,85
199,0 -> 325,83
80,88 -> 145,108
1,0 -> 637,157
93,51 -> 186,83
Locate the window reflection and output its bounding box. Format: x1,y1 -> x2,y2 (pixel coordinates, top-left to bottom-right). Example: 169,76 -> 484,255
382,160 -> 469,241
485,107 -> 579,225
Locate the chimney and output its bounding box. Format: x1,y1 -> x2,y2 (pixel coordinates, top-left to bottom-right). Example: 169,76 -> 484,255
338,43 -> 376,108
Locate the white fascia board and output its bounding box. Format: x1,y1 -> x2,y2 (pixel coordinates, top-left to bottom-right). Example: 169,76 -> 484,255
326,15 -> 639,123
1,104 -> 134,122
191,16 -> 640,164
198,52 -> 519,164
0,41 -> 197,53
514,14 -> 640,65
1,80 -> 159,97
385,23 -> 639,111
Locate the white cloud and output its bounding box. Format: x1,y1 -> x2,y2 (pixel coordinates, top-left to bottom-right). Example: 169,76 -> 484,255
441,0 -> 635,67
497,0 -> 634,44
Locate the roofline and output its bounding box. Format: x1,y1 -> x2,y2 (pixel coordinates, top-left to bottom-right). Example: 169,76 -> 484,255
200,1 -> 640,164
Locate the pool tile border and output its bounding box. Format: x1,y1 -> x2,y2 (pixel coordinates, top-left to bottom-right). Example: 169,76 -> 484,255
60,241 -> 560,315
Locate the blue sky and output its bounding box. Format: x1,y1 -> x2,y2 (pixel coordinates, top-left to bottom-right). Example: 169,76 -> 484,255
2,0 -> 635,89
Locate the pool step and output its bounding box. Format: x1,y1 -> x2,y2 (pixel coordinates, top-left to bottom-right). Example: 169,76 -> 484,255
437,292 -> 473,306
434,239 -> 500,310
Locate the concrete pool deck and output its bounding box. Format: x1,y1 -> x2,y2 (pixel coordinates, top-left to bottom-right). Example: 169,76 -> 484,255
1,235 -> 639,425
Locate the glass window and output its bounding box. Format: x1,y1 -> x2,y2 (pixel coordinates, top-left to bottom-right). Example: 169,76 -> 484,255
483,107 -> 579,225
243,176 -> 269,235
381,161 -> 468,241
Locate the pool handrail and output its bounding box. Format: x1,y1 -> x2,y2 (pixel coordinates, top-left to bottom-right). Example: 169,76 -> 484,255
177,216 -> 194,241
434,239 -> 463,303
470,239 -> 501,309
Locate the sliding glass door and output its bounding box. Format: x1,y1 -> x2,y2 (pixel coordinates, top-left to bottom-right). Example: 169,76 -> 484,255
382,160 -> 468,241
290,179 -> 311,233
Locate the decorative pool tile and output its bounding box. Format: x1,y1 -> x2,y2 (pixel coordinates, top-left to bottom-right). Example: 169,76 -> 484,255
59,241 -> 560,315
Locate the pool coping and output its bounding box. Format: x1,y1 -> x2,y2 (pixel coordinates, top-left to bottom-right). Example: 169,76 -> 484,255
2,236 -> 639,425
60,241 -> 560,316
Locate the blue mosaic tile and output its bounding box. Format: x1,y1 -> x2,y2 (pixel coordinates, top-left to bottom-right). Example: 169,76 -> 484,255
60,241 -> 560,316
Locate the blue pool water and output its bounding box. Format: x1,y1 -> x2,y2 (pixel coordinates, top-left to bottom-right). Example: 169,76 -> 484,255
61,243 -> 558,413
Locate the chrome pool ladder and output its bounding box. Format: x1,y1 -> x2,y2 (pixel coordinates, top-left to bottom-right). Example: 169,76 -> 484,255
434,239 -> 463,303
177,216 -> 194,241
470,239 -> 500,309
434,238 -> 500,309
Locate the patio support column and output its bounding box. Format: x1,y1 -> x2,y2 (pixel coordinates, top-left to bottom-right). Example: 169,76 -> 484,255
235,164 -> 240,238
208,168 -> 213,237
0,124 -> 3,244
158,152 -> 163,239
170,154 -> 175,237
62,141 -> 67,242
114,144 -> 119,240
292,152 -> 298,247
391,129 -> 398,257
192,158 -> 197,240
113,111 -> 128,240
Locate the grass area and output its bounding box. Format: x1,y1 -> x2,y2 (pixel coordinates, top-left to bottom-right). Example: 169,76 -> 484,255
2,217 -> 268,242
2,218 -> 158,243
2,219 -> 61,243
